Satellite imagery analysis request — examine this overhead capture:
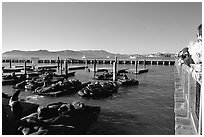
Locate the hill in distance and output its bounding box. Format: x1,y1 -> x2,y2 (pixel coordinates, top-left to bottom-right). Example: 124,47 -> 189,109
3,49 -> 175,60
2,49 -> 131,60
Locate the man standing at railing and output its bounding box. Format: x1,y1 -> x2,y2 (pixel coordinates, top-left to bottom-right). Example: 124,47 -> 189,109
189,24 -> 202,65
188,24 -> 202,82
177,24 -> 202,82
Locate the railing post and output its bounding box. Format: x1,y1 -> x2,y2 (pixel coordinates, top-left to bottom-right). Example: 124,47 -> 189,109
198,94 -> 202,135
186,71 -> 191,118
188,72 -> 194,114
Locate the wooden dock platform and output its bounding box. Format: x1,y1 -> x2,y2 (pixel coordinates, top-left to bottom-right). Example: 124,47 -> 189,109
124,68 -> 149,74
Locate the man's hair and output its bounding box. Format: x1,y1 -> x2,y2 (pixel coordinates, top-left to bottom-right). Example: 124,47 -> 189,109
197,24 -> 202,36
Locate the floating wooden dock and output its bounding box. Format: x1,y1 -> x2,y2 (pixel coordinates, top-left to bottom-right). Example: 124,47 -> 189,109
137,68 -> 148,74
68,66 -> 87,70
3,67 -> 23,73
127,68 -> 148,74
89,67 -> 111,72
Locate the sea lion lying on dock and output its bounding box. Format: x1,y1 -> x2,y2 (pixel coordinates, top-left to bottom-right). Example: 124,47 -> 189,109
38,102 -> 67,120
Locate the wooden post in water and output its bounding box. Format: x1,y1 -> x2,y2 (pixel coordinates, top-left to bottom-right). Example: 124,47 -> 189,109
143,59 -> 146,69
64,59 -> 66,75
135,58 -> 138,76
57,56 -> 60,70
9,60 -> 12,68
93,59 -> 97,77
113,62 -> 116,82
115,56 -> 117,75
85,59 -> 88,68
60,59 -> 63,75
24,61 -> 27,76
67,60 -> 69,74
65,59 -> 68,77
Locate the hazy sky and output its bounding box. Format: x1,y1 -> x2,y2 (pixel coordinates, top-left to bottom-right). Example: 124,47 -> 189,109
2,2 -> 202,54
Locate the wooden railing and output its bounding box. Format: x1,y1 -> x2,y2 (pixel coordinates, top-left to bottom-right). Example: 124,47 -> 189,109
175,59 -> 202,135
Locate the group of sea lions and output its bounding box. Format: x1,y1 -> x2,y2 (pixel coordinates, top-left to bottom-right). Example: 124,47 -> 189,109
78,81 -> 120,98
34,79 -> 82,96
4,90 -> 100,135
16,101 -> 100,135
94,72 -> 124,80
12,72 -> 87,97
2,72 -> 26,85
13,78 -> 44,90
13,73 -> 63,90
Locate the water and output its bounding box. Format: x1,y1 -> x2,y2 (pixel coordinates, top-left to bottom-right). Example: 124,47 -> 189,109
2,63 -> 175,135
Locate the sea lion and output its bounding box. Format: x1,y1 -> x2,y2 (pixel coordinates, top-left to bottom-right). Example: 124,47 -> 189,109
19,112 -> 39,125
45,125 -> 77,135
30,129 -> 48,135
38,102 -> 67,120
51,115 -> 75,126
9,89 -> 23,119
71,101 -> 85,110
58,104 -> 68,115
13,80 -> 27,89
37,106 -> 58,120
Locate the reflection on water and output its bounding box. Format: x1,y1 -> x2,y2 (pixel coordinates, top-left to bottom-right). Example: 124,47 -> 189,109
2,63 -> 175,135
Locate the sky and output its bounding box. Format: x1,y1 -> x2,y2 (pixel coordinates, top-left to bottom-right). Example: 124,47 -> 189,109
2,2 -> 202,54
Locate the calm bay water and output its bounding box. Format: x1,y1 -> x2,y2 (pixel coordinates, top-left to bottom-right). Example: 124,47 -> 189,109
2,63 -> 175,135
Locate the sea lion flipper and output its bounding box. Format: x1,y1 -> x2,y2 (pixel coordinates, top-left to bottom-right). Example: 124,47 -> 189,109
11,89 -> 21,101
